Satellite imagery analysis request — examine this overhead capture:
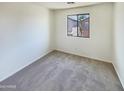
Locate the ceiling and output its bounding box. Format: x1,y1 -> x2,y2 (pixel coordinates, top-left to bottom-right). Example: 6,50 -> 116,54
35,2 -> 102,10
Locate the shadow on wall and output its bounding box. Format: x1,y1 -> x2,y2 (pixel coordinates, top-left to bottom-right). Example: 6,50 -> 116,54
0,3 -> 53,81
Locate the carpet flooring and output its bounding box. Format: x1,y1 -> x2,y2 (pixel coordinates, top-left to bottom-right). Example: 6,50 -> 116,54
0,50 -> 123,91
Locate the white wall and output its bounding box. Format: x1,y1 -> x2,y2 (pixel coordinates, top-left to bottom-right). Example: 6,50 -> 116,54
0,3 -> 123,89
54,3 -> 113,62
113,2 -> 124,88
0,3 -> 54,81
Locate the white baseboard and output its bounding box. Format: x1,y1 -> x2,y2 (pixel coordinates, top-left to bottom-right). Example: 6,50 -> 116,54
0,50 -> 53,82
55,49 -> 112,63
112,63 -> 124,89
56,49 -> 123,89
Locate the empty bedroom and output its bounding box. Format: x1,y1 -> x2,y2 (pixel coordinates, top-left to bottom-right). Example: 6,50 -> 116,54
0,1 -> 124,91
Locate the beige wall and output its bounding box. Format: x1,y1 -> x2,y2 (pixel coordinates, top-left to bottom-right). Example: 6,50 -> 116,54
0,3 -> 54,81
113,2 -> 124,88
54,3 -> 113,62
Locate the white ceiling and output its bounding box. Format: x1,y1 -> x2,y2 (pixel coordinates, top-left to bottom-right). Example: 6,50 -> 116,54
34,2 -> 102,10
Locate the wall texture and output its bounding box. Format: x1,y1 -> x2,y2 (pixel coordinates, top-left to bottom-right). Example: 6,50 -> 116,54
54,3 -> 113,62
113,2 -> 124,88
0,3 -> 54,81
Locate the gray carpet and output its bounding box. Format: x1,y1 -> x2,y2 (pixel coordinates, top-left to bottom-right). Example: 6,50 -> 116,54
0,50 -> 123,91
